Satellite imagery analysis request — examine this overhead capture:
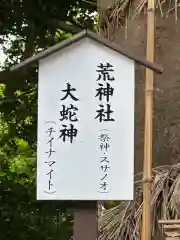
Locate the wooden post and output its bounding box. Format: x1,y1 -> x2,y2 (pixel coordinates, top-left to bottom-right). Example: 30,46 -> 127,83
74,201 -> 98,240
141,0 -> 155,239
73,0 -> 102,235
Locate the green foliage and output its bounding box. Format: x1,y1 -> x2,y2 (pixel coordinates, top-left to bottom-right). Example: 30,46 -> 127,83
0,1 -> 96,239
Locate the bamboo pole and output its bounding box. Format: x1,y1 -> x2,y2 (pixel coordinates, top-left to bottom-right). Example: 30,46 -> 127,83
141,0 -> 155,239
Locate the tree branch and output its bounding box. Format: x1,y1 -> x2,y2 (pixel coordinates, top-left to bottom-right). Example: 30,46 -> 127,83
0,69 -> 28,83
51,20 -> 83,34
81,0 -> 97,6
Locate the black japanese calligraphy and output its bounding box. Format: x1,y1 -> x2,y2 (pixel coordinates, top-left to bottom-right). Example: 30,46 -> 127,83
100,174 -> 108,181
48,180 -> 54,190
45,148 -> 55,158
95,83 -> 114,102
45,160 -> 56,167
59,82 -> 79,144
44,121 -> 57,194
96,62 -> 115,81
95,63 -> 115,193
58,124 -> 78,143
99,133 -> 110,142
98,130 -> 111,193
59,104 -> 78,122
46,169 -> 54,179
100,156 -> 109,164
100,142 -> 110,151
46,127 -> 56,137
95,104 -> 115,122
61,83 -> 79,101
99,182 -> 108,192
47,137 -> 54,148
95,62 -> 115,123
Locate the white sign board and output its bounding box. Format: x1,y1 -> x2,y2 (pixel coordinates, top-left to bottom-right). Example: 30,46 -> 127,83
37,37 -> 134,201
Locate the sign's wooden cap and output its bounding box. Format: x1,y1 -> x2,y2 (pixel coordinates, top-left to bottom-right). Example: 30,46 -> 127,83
10,29 -> 163,73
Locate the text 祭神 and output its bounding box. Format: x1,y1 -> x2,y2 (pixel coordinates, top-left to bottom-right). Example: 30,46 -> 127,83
95,62 -> 115,193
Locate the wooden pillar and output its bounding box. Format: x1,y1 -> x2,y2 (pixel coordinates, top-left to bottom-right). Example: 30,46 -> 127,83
73,1 -> 107,238
74,201 -> 98,240
159,220 -> 180,240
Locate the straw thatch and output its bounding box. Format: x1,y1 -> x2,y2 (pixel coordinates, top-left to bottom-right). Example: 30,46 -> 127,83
99,162 -> 180,239
102,0 -> 180,38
